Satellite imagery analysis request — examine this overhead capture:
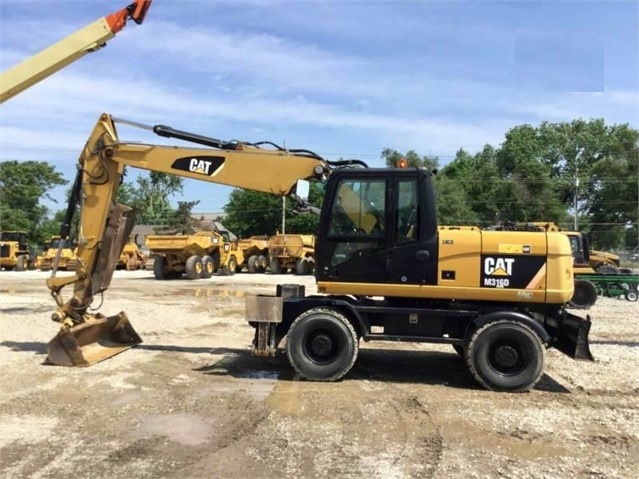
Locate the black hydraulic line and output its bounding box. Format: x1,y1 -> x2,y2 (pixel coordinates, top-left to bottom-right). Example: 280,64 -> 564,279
327,159 -> 369,168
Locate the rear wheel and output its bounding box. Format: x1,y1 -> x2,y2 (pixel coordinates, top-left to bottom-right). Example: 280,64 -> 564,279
569,279 -> 598,309
466,320 -> 545,392
296,258 -> 310,275
625,289 -> 638,302
185,255 -> 203,279
201,255 -> 215,278
286,307 -> 358,381
596,265 -> 618,275
257,255 -> 268,273
269,258 -> 282,274
247,255 -> 259,274
153,257 -> 168,280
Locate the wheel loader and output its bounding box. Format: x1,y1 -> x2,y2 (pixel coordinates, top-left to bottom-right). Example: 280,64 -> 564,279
43,113 -> 593,393
0,231 -> 30,271
267,233 -> 315,275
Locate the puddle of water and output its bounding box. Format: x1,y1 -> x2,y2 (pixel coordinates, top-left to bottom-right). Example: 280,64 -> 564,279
134,413 -> 212,446
190,289 -> 247,298
269,378 -> 305,417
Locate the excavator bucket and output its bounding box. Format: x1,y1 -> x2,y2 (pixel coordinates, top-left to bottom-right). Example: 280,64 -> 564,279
46,312 -> 142,367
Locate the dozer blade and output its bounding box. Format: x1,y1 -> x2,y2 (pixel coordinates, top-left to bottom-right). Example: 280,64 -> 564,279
46,312 -> 142,367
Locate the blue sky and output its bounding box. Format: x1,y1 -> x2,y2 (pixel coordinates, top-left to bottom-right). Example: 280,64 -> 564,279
1,0 -> 637,216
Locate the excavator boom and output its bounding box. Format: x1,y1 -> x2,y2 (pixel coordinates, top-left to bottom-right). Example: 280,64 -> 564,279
46,112 -> 331,366
0,0 -> 152,104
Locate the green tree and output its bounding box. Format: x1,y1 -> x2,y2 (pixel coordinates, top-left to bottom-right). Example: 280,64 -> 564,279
223,184 -> 323,238
118,171 -> 184,225
162,200 -> 201,234
0,161 -> 67,242
381,148 -> 478,225
494,125 -> 567,223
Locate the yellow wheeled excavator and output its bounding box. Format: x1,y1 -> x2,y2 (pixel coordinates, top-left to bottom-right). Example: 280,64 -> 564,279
45,113 -> 593,392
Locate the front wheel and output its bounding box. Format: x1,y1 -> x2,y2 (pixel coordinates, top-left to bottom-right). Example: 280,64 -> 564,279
153,257 -> 168,280
286,307 -> 359,381
625,289 -> 638,302
466,320 -> 545,392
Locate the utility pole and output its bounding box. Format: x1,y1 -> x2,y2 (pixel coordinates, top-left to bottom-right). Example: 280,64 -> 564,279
573,148 -> 584,231
282,196 -> 286,235
574,164 -> 579,231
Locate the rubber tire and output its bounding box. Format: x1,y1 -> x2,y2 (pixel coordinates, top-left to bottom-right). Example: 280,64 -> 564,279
185,255 -> 203,279
596,265 -> 618,275
153,257 -> 168,280
296,258 -> 309,275
211,250 -> 221,273
201,255 -> 215,278
569,279 -> 598,309
247,255 -> 259,274
624,289 -> 638,302
465,320 -> 545,392
257,255 -> 268,273
15,255 -> 27,271
269,258 -> 282,274
222,255 -> 237,276
286,307 -> 359,381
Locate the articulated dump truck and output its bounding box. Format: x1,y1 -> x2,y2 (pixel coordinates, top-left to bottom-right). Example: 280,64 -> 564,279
145,230 -> 226,279
267,233 -> 315,274
237,236 -> 269,274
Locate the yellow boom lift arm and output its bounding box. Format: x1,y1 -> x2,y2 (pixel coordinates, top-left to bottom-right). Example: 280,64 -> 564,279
0,0 -> 152,104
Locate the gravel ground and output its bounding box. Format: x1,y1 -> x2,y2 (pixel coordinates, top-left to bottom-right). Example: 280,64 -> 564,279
0,269 -> 638,478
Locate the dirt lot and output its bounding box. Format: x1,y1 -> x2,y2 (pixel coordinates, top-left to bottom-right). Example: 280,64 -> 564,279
0,270 -> 637,479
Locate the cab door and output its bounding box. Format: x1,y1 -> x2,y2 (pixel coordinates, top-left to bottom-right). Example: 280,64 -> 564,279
315,169 -> 438,287
387,173 -> 438,286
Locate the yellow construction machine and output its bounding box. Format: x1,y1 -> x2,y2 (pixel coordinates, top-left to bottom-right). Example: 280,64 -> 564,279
267,234 -> 315,275
37,236 -> 78,271
1,0 -> 152,104
116,236 -> 147,270
44,113 -> 593,392
237,236 -> 270,274
0,231 -> 30,271
145,230 -> 224,279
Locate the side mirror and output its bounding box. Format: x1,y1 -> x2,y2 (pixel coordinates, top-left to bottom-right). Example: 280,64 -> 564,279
295,180 -> 310,202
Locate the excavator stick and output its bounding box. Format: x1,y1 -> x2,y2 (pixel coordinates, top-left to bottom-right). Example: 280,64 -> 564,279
46,203 -> 142,366
46,312 -> 142,367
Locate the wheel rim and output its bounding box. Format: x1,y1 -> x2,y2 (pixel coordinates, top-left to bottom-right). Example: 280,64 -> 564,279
303,329 -> 339,364
488,340 -> 525,374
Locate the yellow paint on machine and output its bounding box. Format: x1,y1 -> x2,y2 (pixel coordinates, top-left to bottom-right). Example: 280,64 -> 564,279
526,264 -> 547,290
317,282 -> 555,303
